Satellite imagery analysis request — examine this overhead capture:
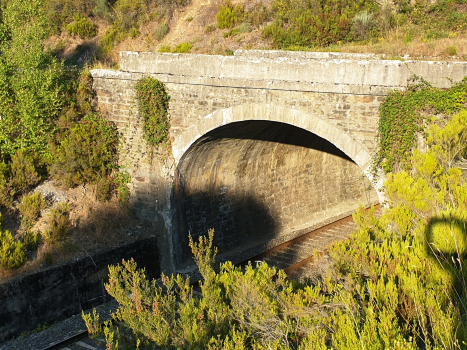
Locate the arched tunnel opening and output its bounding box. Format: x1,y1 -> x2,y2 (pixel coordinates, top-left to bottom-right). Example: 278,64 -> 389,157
171,120 -> 379,268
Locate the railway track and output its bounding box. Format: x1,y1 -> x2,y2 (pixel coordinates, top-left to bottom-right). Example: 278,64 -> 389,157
38,209 -> 376,350
241,213 -> 359,275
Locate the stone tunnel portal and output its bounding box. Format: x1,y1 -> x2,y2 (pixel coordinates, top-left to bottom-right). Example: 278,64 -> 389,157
172,120 -> 379,267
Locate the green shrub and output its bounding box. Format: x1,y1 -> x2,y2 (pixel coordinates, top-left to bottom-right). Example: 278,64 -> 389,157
216,0 -> 245,29
158,45 -> 171,52
205,24 -> 216,33
0,162 -> 13,208
0,228 -> 26,270
172,42 -> 192,53
42,203 -> 70,244
96,176 -> 114,202
448,45 -> 457,56
129,27 -> 140,38
66,14 -> 97,39
114,171 -> 130,204
153,23 -> 169,41
352,10 -> 376,40
0,0 -> 69,160
247,2 -> 270,28
223,28 -> 240,38
22,230 -> 39,251
50,114 -> 119,188
135,77 -> 170,147
97,27 -> 126,59
238,22 -> 251,33
263,0 -> 377,48
18,192 -> 45,228
10,150 -> 40,195
92,0 -> 113,23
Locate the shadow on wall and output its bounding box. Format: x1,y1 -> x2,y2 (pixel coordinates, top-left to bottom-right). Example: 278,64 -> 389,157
172,186 -> 277,268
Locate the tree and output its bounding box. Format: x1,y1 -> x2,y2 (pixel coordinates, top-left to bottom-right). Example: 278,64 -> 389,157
0,0 -> 68,162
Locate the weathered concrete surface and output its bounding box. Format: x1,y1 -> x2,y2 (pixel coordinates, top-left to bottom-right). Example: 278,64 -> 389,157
90,50 -> 467,272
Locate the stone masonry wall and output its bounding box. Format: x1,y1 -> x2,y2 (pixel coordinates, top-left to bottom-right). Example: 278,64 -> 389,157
91,51 -> 467,271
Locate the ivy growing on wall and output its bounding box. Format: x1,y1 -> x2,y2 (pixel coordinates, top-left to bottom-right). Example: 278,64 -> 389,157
135,77 -> 170,149
375,75 -> 467,174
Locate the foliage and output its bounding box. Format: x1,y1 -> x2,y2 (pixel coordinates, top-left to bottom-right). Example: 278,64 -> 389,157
92,0 -> 113,23
158,44 -> 171,52
50,114 -> 119,188
153,22 -> 169,40
9,150 -> 41,195
216,0 -> 245,29
18,192 -> 45,229
114,171 -> 131,204
134,77 -> 170,147
352,9 -> 376,40
22,230 -> 39,251
172,42 -> 193,53
44,0 -> 95,34
448,45 -> 457,56
95,176 -> 114,202
0,216 -> 26,270
0,0 -> 69,161
41,203 -> 71,243
82,309 -> 102,336
66,14 -> 97,39
0,161 -> 13,208
263,0 -> 378,49
97,26 -> 126,59
375,76 -> 467,173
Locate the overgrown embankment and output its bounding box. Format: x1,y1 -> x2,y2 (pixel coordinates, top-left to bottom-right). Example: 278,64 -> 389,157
39,0 -> 467,64
0,0 -> 132,277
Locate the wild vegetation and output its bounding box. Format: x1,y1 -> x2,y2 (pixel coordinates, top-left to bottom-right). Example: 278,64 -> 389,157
1,0 -> 467,345
0,0 -> 129,272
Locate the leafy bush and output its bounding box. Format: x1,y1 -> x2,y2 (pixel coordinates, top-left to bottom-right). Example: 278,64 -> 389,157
448,45 -> 457,56
45,0 -> 96,35
158,45 -> 171,52
50,114 -> 119,188
135,77 -> 170,147
10,150 -> 41,195
22,230 -> 39,251
0,162 -> 13,208
216,0 -> 245,29
18,192 -> 45,229
0,0 -> 69,161
205,24 -> 216,33
42,203 -> 70,244
0,216 -> 26,270
263,0 -> 377,49
97,27 -> 126,59
352,9 -> 376,40
375,76 -> 467,173
66,14 -> 96,39
153,22 -> 169,41
114,171 -> 130,204
92,0 -> 113,23
172,42 -> 192,53
95,176 -> 114,202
